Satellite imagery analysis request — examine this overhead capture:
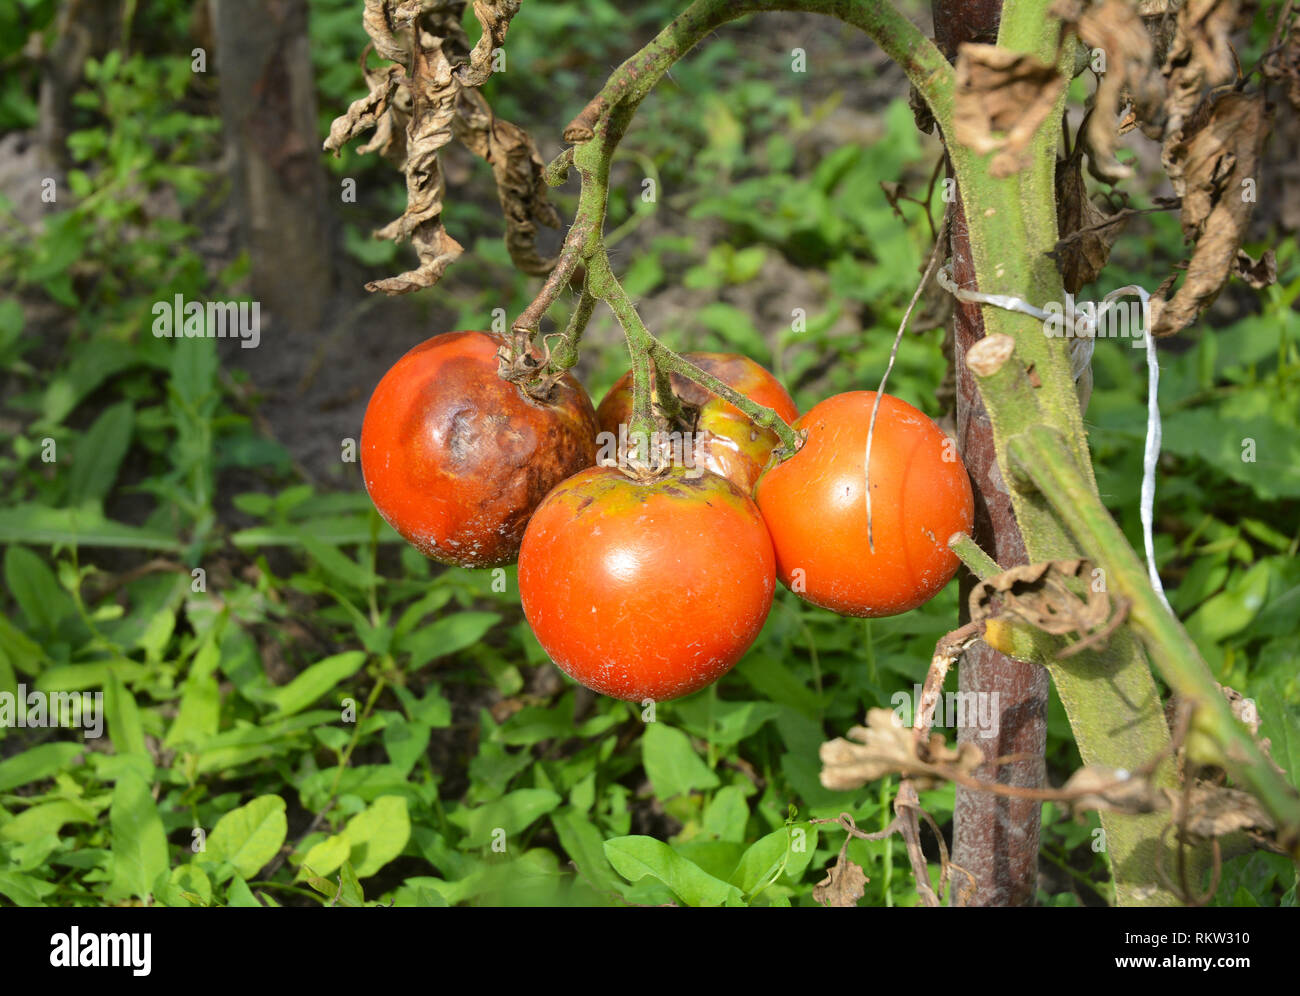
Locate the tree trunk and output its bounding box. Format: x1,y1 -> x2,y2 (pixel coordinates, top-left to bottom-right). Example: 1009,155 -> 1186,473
212,0 -> 331,334
933,0 -> 1050,907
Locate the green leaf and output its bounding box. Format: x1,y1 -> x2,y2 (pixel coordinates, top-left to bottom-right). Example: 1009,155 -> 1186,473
106,771 -> 169,902
300,835 -> 352,881
701,785 -> 750,842
730,826 -> 818,895
449,788 -> 561,848
40,338 -> 141,427
300,535 -> 379,591
551,808 -> 624,894
225,875 -> 263,907
161,863 -> 212,907
3,546 -> 76,637
737,653 -> 822,719
0,743 -> 84,793
1187,560 -> 1271,646
204,796 -> 288,879
672,698 -> 781,746
232,515 -> 402,548
642,722 -> 719,799
300,796 -> 411,880
105,674 -> 149,762
603,836 -> 744,907
265,651 -> 366,717
382,717 -> 432,774
164,639 -> 221,748
1258,680 -> 1300,793
400,612 -> 501,669
337,862 -> 366,907
170,335 -> 218,406
0,800 -> 98,844
0,505 -> 182,550
0,615 -> 45,675
0,871 -> 56,907
66,401 -> 133,507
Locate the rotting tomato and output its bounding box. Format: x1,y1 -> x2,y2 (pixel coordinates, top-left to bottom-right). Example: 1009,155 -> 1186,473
594,352 -> 798,492
755,390 -> 974,617
518,464 -> 776,702
360,330 -> 599,568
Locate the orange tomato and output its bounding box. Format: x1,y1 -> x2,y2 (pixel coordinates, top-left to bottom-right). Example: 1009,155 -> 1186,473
755,391 -> 973,617
360,331 -> 598,568
518,465 -> 775,701
594,353 -> 798,493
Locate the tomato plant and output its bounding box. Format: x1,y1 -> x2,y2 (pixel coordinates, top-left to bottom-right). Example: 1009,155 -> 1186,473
517,464 -> 775,701
756,390 -> 974,617
594,352 -> 798,492
360,330 -> 599,567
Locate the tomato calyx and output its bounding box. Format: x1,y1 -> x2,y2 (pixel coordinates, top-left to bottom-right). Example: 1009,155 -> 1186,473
766,426 -> 809,465
598,446 -> 675,484
496,329 -> 569,402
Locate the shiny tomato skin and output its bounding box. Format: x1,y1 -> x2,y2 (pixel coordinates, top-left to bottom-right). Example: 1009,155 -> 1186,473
594,352 -> 798,493
360,331 -> 599,568
518,465 -> 776,701
755,391 -> 974,617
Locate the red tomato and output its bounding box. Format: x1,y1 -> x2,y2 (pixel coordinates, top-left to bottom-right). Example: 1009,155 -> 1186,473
594,352 -> 798,493
755,391 -> 974,617
360,331 -> 599,568
518,465 -> 776,701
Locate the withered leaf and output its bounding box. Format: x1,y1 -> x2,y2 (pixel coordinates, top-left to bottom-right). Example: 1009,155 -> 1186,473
326,0 -> 559,295
1167,784 -> 1276,837
1161,0 -> 1241,135
454,87 -> 562,275
953,44 -> 1066,178
820,708 -> 982,791
1066,0 -> 1167,179
1218,683 -> 1262,734
1262,28 -> 1300,112
324,64 -> 405,156
363,0 -> 409,65
812,852 -> 868,907
1151,92 -> 1270,336
458,1 -> 523,88
1063,765 -> 1165,816
1233,248 -> 1277,288
1053,150 -> 1127,292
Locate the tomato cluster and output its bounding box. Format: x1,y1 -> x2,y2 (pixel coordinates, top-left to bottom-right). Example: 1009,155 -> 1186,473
361,332 -> 974,703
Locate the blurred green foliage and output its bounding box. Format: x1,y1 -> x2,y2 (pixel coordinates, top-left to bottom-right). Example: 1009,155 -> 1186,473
0,0 -> 1296,908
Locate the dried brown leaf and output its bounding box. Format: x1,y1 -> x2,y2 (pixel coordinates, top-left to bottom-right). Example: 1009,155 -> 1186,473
820,708 -> 982,791
454,87 -> 562,275
812,851 -> 868,907
363,0 -> 409,65
459,1 -> 522,87
1063,765 -> 1165,815
1233,248 -> 1277,288
1162,0 -> 1240,135
1167,785 -> 1276,837
326,1 -> 557,295
1054,151 -> 1127,292
1151,92 -> 1270,335
324,64 -> 405,156
365,222 -> 464,295
1056,0 -> 1166,179
1263,27 -> 1300,111
953,44 -> 1066,177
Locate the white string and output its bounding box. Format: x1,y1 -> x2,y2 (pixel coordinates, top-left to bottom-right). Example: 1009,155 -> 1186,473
1101,285 -> 1173,615
936,266 -> 1172,615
